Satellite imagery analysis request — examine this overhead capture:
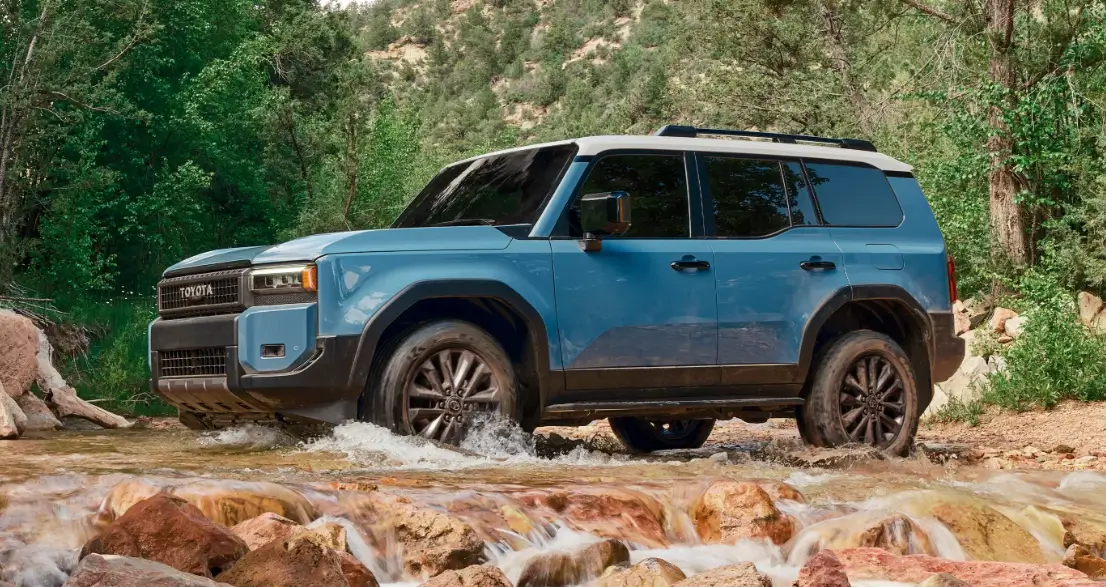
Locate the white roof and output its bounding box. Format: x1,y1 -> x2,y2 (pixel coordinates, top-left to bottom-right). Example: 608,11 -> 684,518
451,134 -> 912,173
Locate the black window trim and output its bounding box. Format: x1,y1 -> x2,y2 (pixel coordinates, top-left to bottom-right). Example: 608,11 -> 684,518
695,151 -> 820,240
800,157 -> 906,229
549,149 -> 703,240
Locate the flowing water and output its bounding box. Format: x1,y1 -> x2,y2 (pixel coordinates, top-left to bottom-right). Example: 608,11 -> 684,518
2,418 -> 1105,587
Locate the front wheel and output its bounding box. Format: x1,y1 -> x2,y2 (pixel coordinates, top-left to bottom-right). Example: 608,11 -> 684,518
609,418 -> 715,453
803,330 -> 919,456
370,320 -> 519,445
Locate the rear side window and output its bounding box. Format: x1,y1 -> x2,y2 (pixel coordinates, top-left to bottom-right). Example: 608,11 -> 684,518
703,157 -> 791,237
805,162 -> 903,227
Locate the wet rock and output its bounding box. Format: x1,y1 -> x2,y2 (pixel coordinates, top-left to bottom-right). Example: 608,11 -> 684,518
546,487 -> 667,547
597,557 -> 686,587
14,392 -> 62,430
305,519 -> 348,552
345,494 -> 485,577
80,494 -> 249,578
990,307 -> 1018,334
855,514 -> 935,556
517,539 -> 630,587
418,565 -> 512,587
213,533 -> 353,587
671,562 -> 771,587
794,550 -> 850,587
1063,544 -> 1106,579
0,312 -> 39,397
898,491 -> 1045,563
833,547 -> 1096,586
691,481 -> 795,545
231,513 -> 303,550
755,481 -> 805,503
916,573 -> 971,587
917,443 -> 973,464
0,387 -> 26,439
1061,514 -> 1106,552
100,479 -> 318,527
64,554 -> 232,587
337,551 -> 379,587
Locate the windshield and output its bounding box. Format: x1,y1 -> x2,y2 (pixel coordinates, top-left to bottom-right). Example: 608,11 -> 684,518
393,143 -> 578,228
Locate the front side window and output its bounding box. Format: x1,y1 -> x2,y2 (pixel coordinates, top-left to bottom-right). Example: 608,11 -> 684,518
805,162 -> 903,227
568,153 -> 689,238
394,144 -> 577,228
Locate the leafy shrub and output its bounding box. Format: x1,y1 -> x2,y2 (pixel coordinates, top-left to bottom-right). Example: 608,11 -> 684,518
930,396 -> 984,427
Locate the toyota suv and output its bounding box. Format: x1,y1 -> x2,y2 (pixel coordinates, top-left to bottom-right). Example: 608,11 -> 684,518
149,125 -> 963,455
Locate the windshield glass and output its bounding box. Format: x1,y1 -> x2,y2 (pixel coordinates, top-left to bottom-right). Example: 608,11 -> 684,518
393,143 -> 578,228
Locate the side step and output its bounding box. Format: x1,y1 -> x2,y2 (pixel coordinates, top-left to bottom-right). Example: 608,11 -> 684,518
541,397 -> 804,423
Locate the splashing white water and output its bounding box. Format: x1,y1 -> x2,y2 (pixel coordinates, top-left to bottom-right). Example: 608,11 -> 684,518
197,424 -> 293,449
303,415 -> 622,470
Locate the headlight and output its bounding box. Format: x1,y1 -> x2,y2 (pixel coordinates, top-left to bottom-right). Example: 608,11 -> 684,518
250,264 -> 317,294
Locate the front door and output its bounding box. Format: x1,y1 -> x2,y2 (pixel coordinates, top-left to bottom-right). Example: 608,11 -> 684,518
550,151 -> 718,393
697,154 -> 850,386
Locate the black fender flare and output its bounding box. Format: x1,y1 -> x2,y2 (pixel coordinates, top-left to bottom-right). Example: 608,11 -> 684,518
346,279 -> 558,416
797,284 -> 934,398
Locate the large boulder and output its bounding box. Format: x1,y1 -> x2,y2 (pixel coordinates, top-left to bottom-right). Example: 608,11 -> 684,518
230,513 -> 345,551
213,533 -> 355,587
344,494 -> 485,578
336,551 -> 379,587
1078,292 -> 1104,329
14,392 -> 62,430
855,514 -> 935,555
795,551 -> 850,587
897,492 -> 1045,563
526,487 -> 667,547
671,563 -> 771,587
689,481 -> 795,545
0,387 -> 26,439
597,558 -> 686,587
0,312 -> 39,397
793,513 -> 935,560
1064,544 -> 1106,579
64,554 -> 232,587
989,307 -> 1019,334
833,547 -> 1096,587
418,565 -> 512,587
80,494 -> 249,577
517,539 -> 630,587
937,355 -> 991,403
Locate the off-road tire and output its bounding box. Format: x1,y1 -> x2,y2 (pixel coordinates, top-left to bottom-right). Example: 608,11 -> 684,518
368,320 -> 519,445
804,330 -> 919,456
609,417 -> 715,453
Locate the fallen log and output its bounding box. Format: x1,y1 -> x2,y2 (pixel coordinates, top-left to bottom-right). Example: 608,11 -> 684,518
44,385 -> 131,429
15,391 -> 63,431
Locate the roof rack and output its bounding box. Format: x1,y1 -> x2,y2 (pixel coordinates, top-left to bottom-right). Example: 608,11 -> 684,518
653,125 -> 878,153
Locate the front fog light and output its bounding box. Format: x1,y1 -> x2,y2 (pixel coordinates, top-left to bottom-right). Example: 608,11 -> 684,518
251,264 -> 317,293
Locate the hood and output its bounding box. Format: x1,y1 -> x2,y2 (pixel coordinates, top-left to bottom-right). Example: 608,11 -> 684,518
164,226 -> 515,275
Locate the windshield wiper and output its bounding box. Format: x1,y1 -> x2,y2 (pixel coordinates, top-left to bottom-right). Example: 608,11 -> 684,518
429,218 -> 497,227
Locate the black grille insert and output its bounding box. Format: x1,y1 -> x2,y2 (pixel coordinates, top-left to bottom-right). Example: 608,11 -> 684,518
158,269 -> 247,317
160,347 -> 227,378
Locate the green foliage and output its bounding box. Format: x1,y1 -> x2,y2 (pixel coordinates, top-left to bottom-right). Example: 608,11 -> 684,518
930,396 -> 984,427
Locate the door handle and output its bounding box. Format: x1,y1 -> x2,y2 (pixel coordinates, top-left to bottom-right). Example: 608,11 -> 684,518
671,259 -> 710,271
800,259 -> 836,271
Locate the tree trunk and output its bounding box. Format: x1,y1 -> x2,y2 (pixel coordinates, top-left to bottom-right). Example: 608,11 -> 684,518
985,0 -> 1029,266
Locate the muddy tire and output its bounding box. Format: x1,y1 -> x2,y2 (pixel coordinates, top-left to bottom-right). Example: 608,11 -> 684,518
803,330 -> 919,456
369,320 -> 519,446
609,418 -> 715,453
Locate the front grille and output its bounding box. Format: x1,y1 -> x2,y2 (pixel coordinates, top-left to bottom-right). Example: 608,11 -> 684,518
158,269 -> 247,318
160,347 -> 227,378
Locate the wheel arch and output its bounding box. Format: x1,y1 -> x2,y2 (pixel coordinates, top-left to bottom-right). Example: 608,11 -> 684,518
799,285 -> 935,408
347,280 -> 558,429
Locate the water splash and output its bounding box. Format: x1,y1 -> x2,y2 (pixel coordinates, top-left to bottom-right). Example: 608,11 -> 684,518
197,424 -> 293,449
0,544 -> 77,587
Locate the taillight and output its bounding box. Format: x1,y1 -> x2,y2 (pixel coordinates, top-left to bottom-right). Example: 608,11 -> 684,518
947,255 -> 958,304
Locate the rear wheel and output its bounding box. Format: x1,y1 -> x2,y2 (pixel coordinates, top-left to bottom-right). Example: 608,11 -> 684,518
609,417 -> 715,453
370,320 -> 519,445
803,330 -> 919,456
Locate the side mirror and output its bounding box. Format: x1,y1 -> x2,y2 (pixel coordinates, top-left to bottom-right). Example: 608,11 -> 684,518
579,191 -> 631,252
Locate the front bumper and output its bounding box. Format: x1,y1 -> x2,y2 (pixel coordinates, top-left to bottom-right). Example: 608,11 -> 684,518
149,314 -> 361,425
930,310 -> 965,383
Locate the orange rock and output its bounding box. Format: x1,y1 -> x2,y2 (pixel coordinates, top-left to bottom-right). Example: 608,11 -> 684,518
213,533 -> 354,587
597,557 -> 686,587
690,481 -> 795,545
419,565 -> 512,587
64,554 -> 233,587
80,494 -> 248,578
517,539 -> 630,587
795,551 -> 850,587
671,562 -> 771,587
0,312 -> 38,397
833,547 -> 1096,587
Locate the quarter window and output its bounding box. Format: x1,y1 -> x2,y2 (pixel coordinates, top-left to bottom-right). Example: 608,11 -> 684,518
571,154 -> 690,238
805,162 -> 903,227
704,157 -> 792,238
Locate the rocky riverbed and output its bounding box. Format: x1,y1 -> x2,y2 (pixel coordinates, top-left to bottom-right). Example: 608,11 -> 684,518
3,417 -> 1106,587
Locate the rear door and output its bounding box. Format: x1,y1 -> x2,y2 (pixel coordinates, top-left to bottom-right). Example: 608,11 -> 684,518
700,154 -> 849,386
550,151 -> 718,393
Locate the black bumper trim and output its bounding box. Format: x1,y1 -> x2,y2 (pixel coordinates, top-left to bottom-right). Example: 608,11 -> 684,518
930,310 -> 964,383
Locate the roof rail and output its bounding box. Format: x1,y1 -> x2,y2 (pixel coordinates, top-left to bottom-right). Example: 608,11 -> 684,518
653,125 -> 878,153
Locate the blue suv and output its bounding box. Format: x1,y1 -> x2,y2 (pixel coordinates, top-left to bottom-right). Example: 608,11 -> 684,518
149,125 -> 963,455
